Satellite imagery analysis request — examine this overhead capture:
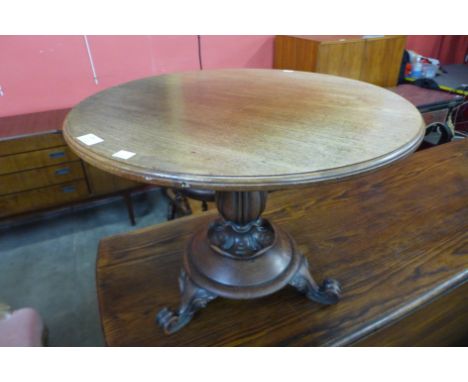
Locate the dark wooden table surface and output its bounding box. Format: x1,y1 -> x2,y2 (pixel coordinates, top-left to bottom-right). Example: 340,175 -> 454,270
97,141 -> 468,346
63,69 -> 424,191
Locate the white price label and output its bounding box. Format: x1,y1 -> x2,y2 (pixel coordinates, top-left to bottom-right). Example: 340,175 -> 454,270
112,150 -> 136,160
77,133 -> 104,146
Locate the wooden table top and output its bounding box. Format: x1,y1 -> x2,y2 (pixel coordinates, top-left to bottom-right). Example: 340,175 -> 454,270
97,141 -> 468,346
63,69 -> 425,191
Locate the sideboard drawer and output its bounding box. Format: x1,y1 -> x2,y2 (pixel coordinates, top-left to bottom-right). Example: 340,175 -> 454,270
0,132 -> 65,156
0,161 -> 85,196
0,146 -> 78,175
0,180 -> 89,218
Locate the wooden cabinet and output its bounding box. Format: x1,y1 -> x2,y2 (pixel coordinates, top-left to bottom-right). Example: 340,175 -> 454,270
0,145 -> 78,175
83,163 -> 138,196
0,109 -> 142,222
274,35 -> 406,87
0,131 -> 88,218
0,180 -> 89,218
0,161 -> 84,195
315,38 -> 365,80
0,131 -> 66,156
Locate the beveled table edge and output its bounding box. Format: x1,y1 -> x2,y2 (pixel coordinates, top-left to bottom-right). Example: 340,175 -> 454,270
63,119 -> 425,191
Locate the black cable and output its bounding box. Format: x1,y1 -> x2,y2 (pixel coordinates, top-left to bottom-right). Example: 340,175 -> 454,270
197,35 -> 203,70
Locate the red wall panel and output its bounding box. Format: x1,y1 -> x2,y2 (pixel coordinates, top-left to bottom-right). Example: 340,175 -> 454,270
200,35 -> 274,69
0,36 -> 96,117
0,35 -> 201,117
0,35 -> 273,118
86,35 -> 199,88
406,35 -> 467,65
0,35 -> 463,119
406,35 -> 442,59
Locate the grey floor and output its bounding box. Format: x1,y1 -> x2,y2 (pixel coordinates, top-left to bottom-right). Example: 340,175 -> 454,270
0,188 -> 169,346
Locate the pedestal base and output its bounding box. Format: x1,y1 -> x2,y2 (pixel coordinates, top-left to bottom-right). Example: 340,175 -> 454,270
156,221 -> 341,335
187,222 -> 302,299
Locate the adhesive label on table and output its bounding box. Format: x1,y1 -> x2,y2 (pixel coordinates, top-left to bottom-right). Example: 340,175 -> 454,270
112,150 -> 136,160
77,133 -> 104,146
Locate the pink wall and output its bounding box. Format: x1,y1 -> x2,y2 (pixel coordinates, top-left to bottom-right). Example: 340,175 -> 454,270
406,36 -> 442,58
201,36 -> 274,69
406,35 -> 468,64
0,35 -> 274,117
0,35 -> 463,118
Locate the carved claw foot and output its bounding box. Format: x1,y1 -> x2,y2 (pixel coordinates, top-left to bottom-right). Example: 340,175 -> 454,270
156,269 -> 217,334
289,257 -> 342,305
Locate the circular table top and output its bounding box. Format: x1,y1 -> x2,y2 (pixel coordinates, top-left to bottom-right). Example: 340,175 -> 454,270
63,69 -> 425,191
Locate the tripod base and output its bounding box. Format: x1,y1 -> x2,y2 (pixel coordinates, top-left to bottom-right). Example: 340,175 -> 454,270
156,215 -> 341,335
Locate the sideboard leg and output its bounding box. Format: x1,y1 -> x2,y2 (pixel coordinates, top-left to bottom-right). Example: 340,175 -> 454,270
156,269 -> 217,334
289,257 -> 342,305
123,192 -> 136,226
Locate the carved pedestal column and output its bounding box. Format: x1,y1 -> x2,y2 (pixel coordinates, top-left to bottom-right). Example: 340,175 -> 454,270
156,191 -> 341,334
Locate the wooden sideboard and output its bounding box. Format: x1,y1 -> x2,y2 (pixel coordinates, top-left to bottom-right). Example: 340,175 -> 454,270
0,109 -> 142,223
274,35 -> 406,87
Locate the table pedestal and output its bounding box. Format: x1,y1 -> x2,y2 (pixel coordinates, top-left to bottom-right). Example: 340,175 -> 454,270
156,191 -> 342,334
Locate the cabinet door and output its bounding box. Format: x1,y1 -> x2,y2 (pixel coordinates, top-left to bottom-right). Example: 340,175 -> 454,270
360,36 -> 406,87
316,40 -> 365,80
83,163 -> 140,196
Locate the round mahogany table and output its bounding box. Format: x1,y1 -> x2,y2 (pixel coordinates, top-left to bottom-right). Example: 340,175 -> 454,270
63,69 -> 425,334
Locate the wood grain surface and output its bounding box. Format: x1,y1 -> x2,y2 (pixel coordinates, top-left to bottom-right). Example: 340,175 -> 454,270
0,179 -> 89,218
83,162 -> 139,196
97,141 -> 468,346
0,161 -> 84,195
316,39 -> 365,80
274,36 -> 319,71
63,69 -> 425,191
274,36 -> 406,87
0,131 -> 66,157
0,146 -> 78,175
360,36 -> 406,87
